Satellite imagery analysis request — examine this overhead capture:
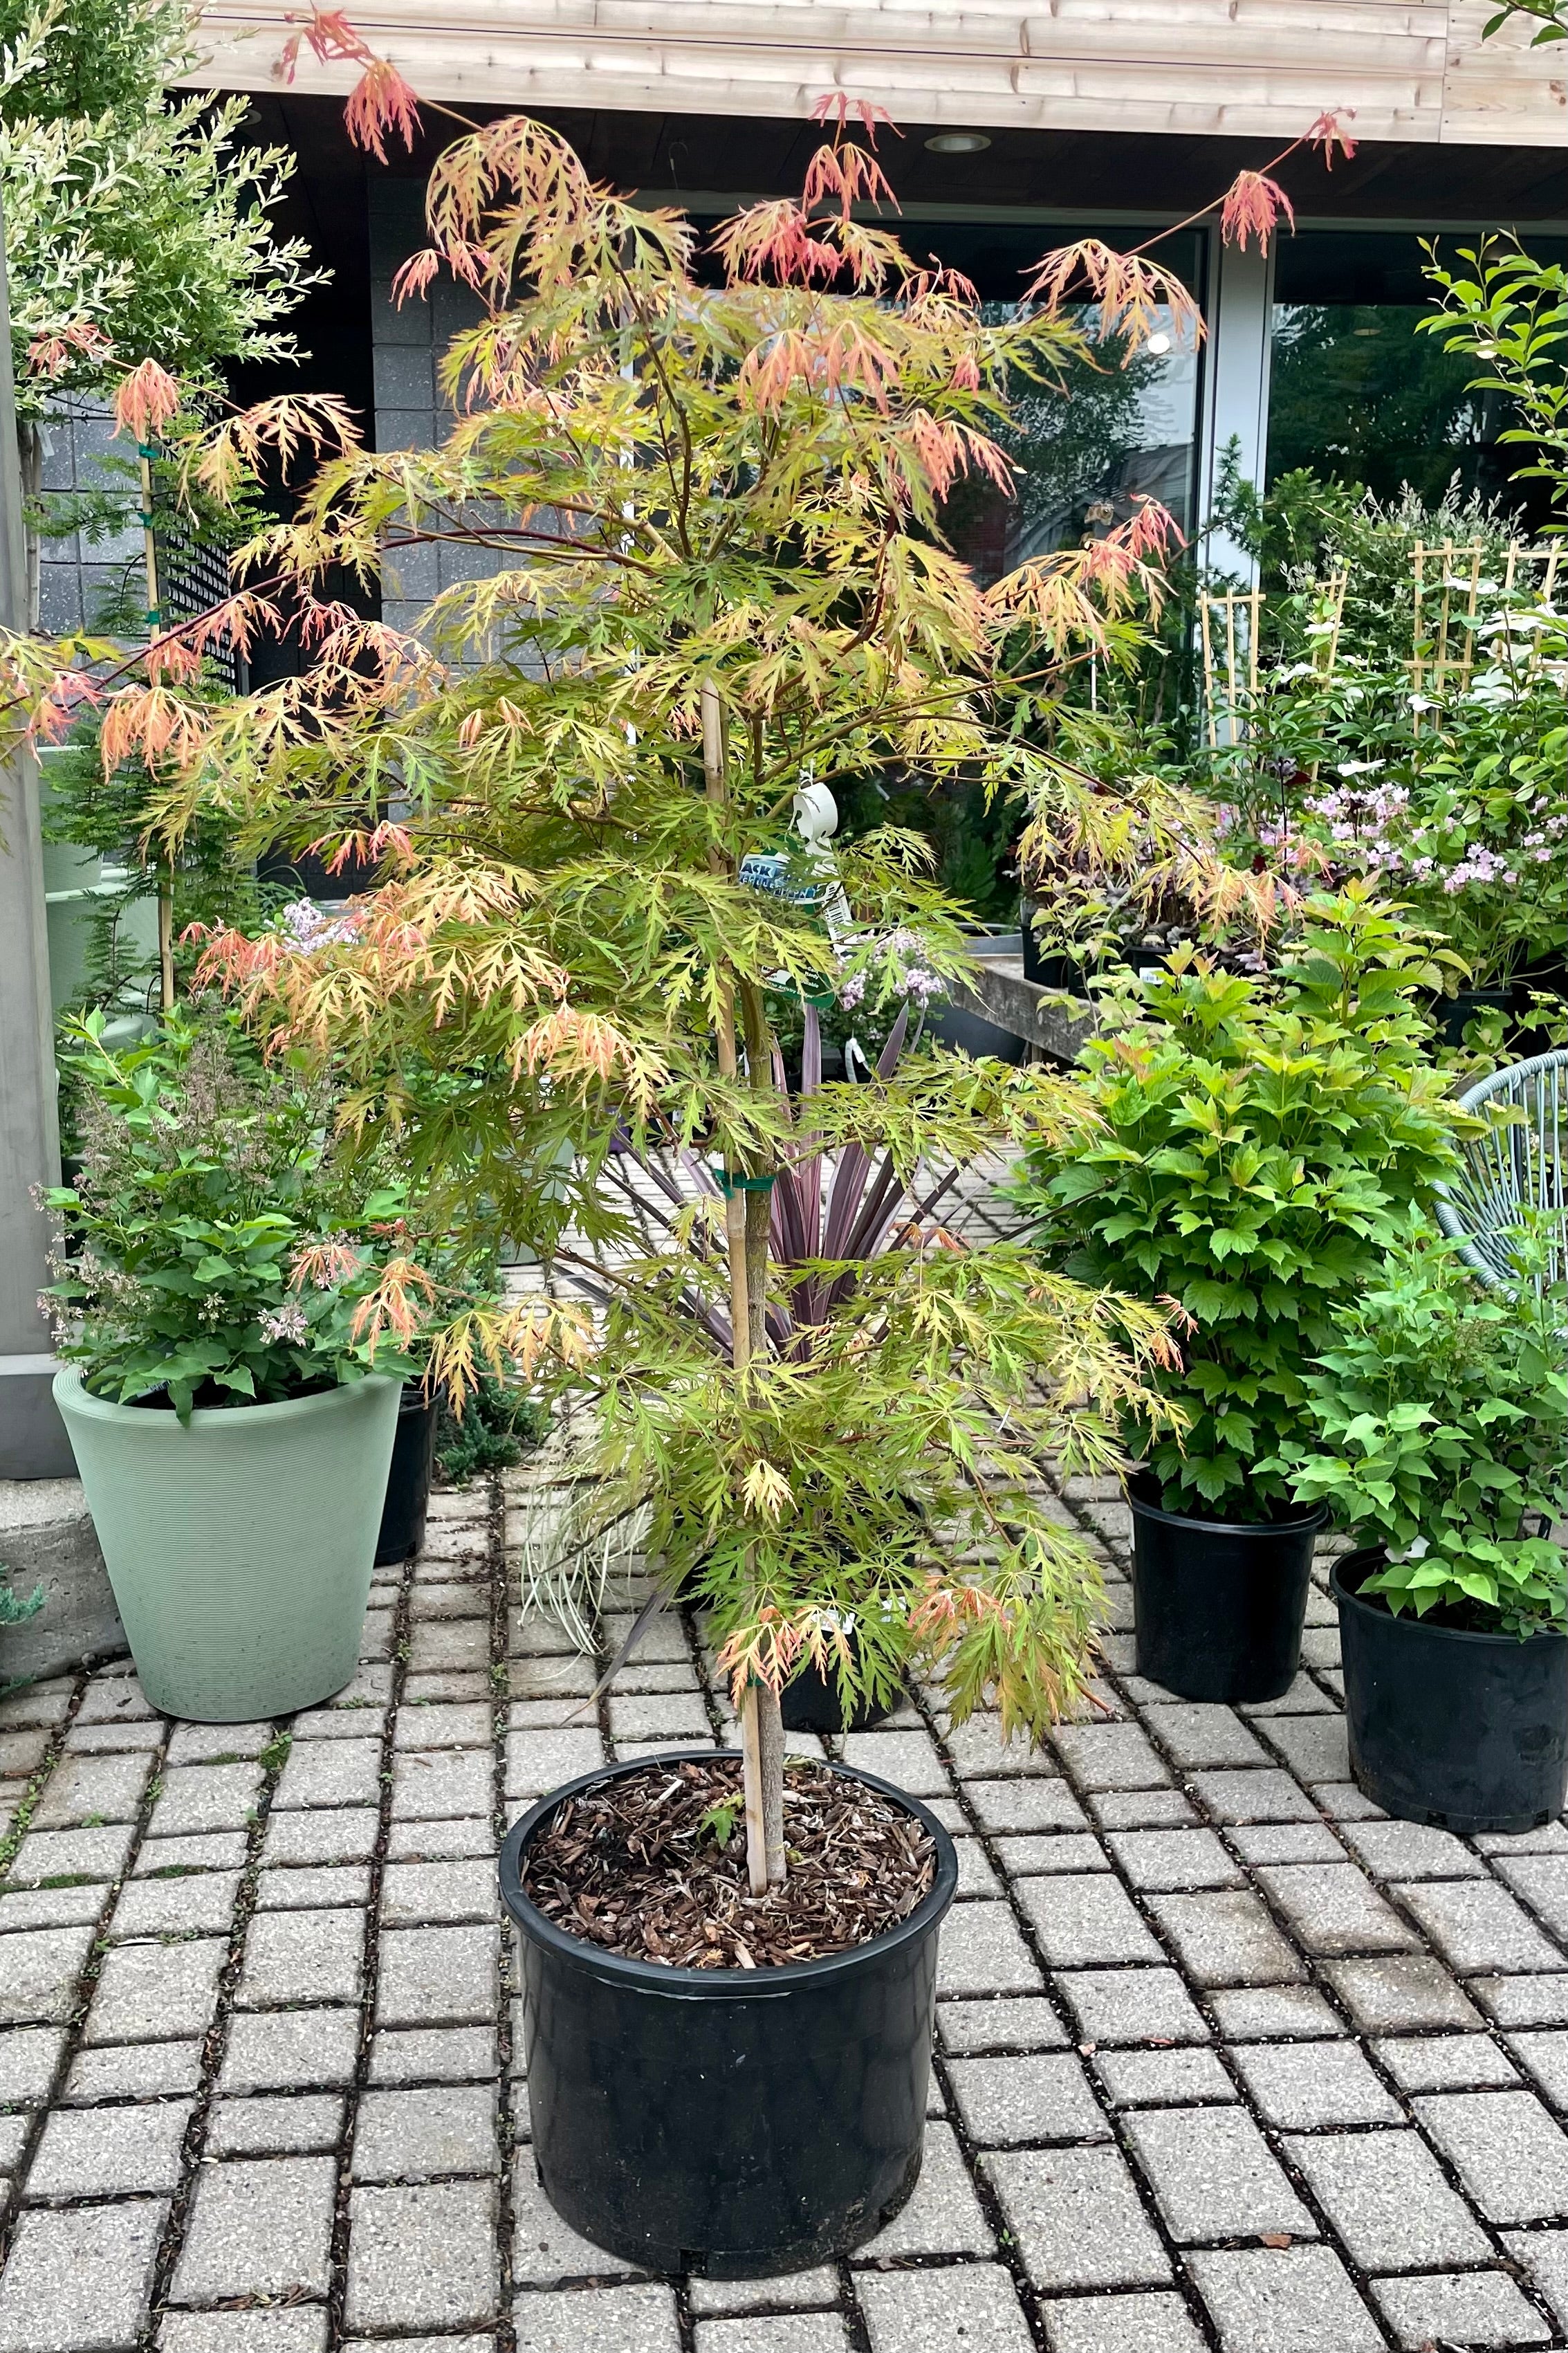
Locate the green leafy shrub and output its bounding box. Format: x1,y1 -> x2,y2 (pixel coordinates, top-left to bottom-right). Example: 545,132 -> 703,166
1015,887 -> 1468,1516
1266,1230 -> 1567,1635
435,1375 -> 548,1487
42,1011 -> 422,1420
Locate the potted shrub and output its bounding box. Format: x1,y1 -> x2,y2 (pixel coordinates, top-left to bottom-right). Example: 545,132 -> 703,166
1015,883 -> 1469,1702
68,108 -> 1212,2269
41,1011 -> 422,1720
1270,1229 -> 1567,1832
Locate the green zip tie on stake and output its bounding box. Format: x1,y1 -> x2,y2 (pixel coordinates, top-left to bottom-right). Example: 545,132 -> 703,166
712,1168 -> 777,1198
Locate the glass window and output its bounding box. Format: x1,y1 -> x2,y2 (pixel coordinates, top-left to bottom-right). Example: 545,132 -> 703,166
1269,230 -> 1567,518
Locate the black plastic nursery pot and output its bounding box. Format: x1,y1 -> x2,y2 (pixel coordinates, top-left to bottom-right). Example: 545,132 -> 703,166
374,1384 -> 437,1566
1433,987 -> 1513,1047
1128,1474 -> 1327,1704
779,1649 -> 899,1735
499,1749 -> 958,2277
1334,1550 -> 1568,1835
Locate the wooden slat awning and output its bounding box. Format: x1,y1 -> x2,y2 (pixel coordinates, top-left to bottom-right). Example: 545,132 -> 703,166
191,0 -> 1565,150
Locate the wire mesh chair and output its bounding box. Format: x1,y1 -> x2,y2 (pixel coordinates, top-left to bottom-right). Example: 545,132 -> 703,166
1434,1050 -> 1567,1290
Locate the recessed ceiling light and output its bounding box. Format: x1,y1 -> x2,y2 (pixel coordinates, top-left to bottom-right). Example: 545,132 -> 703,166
925,131 -> 991,154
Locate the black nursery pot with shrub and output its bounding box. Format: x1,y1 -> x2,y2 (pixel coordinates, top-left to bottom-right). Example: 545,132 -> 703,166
501,1750 -> 957,2276
1014,892 -> 1468,1704
1279,1235 -> 1568,1834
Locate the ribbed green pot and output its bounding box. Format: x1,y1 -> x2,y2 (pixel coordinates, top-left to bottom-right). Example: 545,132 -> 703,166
54,1370 -> 400,1721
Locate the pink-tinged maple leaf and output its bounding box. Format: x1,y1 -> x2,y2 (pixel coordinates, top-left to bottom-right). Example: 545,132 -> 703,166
112,358 -> 181,443
809,90 -> 901,149
308,821 -> 415,875
1219,172 -> 1295,254
801,140 -> 899,221
26,320 -> 111,379
1023,240 -> 1203,361
1306,109 -> 1358,167
344,57 -> 421,164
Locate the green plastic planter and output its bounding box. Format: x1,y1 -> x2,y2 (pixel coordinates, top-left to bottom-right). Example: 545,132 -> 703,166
54,1370 -> 400,1721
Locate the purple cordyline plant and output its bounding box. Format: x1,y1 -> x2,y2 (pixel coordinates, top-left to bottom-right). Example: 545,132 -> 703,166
599,1002 -> 963,1363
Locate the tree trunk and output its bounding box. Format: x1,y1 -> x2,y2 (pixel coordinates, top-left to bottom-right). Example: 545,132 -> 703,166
703,677 -> 786,1896
17,421 -> 41,634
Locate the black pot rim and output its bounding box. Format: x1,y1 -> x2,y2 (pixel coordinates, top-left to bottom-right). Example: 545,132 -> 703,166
500,1748 -> 959,1998
1126,1470 -> 1328,1541
1331,1549 -> 1568,1654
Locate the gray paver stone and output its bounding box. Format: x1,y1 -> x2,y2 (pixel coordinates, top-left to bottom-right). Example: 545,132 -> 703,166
1322,1954 -> 1481,2033
1188,1770 -> 1319,1825
983,2144 -> 1171,2288
1284,2128 -> 1494,2267
937,1997 -> 1068,2054
205,2096 -> 346,2156
255,1865 -> 372,1912
1095,2047 -> 1237,2107
1256,1715 -> 1350,1784
1504,2228 -> 1568,2328
1254,1862 -> 1418,1957
1185,2246 -> 1385,2353
0,1885 -> 102,1932
393,1703 -> 494,1750
1227,1823 -> 1345,1865
273,1739 -> 382,1810
26,2100 -> 192,2198
169,2156 -> 337,2303
934,1903 -> 1041,1996
1142,1705 -> 1271,1770
146,1763 -> 263,1838
857,2121 -> 993,2256
1087,1790 -> 1198,1830
352,2083 -> 498,2179
133,1832 -> 246,1875
1473,1972 -> 1568,2026
63,2042 -> 202,2104
386,1817 -> 494,1861
84,1938 -> 225,2044
1508,2029 -> 1568,2108
1414,2088 -> 1568,2222
946,2053 -> 1110,2144
1371,2271 -> 1551,2348
1105,1829 -> 1242,1890
68,1676 -> 154,1727
1338,1819 -> 1484,1880
943,1714 -> 1061,1779
1208,1986 -> 1345,2039
694,2319 -> 847,2353
0,2026 -> 66,2107
346,2179 -> 501,2329
606,1693 -> 711,1743
1374,2033 -> 1518,2091
0,2200 -> 167,2353
1145,1890 -> 1304,1986
5,1824 -> 136,1886
376,1923 -> 500,2025
513,2283 -> 679,2352
993,1834 -> 1106,1877
163,1723 -> 273,1766
0,1925 -> 95,2026
110,1872 -> 240,1939
261,1807 -> 378,1867
1397,1877 -> 1565,1974
688,2270 -> 838,2316
1491,1855 -> 1568,1939
858,2264 -> 1033,2353
217,2008 -> 361,2094
1015,1876 -> 1163,1968
1051,1723 -> 1170,1791
1123,2106 -> 1313,2244
159,2315 -> 328,2353
1040,2294 -> 1208,2353
236,1908 -> 362,2008
380,1858 -> 498,1925
31,1752 -> 150,1828
366,2025 -> 499,2083
396,1747 -> 499,1818
966,1779 -> 1089,1835
1230,2039 -> 1402,2127
1056,1967 -> 1210,2047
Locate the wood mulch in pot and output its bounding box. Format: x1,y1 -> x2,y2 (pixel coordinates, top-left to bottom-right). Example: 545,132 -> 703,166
520,1756 -> 936,1968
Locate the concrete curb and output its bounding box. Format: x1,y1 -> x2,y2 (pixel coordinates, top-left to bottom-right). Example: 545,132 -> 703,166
0,1476 -> 128,1686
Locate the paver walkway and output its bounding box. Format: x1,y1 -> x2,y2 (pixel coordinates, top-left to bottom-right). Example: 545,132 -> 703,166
3,1486 -> 1568,2353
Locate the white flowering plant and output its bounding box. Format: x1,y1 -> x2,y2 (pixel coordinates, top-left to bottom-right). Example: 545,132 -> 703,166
42,1008 -> 427,1420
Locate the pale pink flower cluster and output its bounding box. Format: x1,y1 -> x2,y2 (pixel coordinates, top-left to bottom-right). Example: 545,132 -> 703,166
282,900 -> 361,953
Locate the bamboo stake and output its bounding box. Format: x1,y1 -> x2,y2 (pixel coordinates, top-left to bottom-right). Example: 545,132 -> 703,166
702,677 -> 785,1895
139,443 -> 175,1015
